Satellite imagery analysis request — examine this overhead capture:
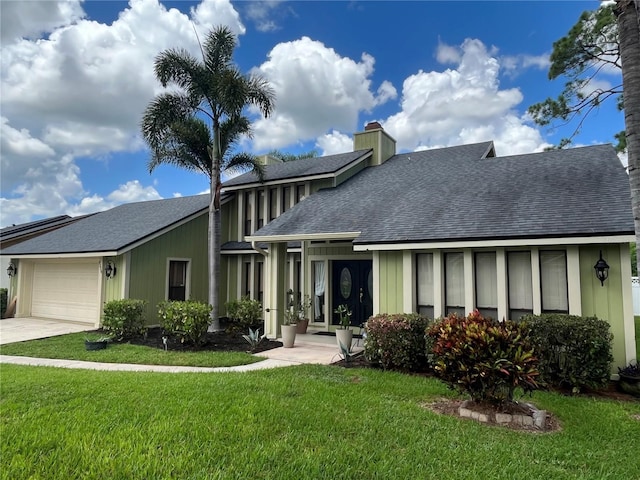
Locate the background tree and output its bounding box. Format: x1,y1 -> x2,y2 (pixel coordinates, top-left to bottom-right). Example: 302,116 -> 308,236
266,149 -> 319,162
528,3 -> 624,150
616,0 -> 640,276
141,26 -> 275,330
529,1 -> 640,274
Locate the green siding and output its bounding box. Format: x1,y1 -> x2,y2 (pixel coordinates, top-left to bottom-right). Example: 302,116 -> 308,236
310,178 -> 334,193
129,214 -> 209,324
579,244 -> 627,370
308,246 -> 354,256
222,197 -> 238,243
378,251 -> 404,314
102,256 -> 124,304
335,161 -> 366,186
353,130 -> 395,166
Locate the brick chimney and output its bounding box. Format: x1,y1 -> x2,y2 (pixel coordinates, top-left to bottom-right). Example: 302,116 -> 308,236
353,121 -> 396,166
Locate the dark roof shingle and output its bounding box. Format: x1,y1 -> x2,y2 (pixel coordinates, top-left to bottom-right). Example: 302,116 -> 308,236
222,150 -> 371,187
250,142 -> 633,244
1,195 -> 210,255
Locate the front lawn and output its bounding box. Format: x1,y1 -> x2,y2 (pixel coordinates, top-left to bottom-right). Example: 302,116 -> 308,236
0,332 -> 262,368
1,364 -> 639,479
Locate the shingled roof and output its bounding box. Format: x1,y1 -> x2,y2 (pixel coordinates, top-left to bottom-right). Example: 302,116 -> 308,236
1,195 -> 211,255
248,142 -> 634,245
222,149 -> 371,188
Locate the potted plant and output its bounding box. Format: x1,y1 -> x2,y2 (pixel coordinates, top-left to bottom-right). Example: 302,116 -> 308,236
617,361 -> 640,397
294,294 -> 312,334
281,307 -> 298,348
334,304 -> 353,351
84,334 -> 111,351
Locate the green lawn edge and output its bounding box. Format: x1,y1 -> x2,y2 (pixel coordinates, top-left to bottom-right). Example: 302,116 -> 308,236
0,332 -> 263,368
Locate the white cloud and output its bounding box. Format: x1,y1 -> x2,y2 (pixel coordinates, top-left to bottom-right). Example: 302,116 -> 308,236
244,1 -> 285,32
251,37 -> 393,150
501,53 -> 550,77
383,38 -> 549,155
0,0 -> 86,43
0,0 -> 242,226
316,130 -> 353,156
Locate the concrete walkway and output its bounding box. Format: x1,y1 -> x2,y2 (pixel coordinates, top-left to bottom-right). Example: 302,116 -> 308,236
0,318 -> 360,372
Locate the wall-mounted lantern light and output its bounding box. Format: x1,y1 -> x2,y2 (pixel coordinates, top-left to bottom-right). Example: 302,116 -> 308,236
6,262 -> 16,277
104,261 -> 117,279
593,251 -> 609,286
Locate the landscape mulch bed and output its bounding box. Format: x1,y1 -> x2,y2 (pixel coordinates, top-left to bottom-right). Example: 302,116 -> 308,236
125,326 -> 282,354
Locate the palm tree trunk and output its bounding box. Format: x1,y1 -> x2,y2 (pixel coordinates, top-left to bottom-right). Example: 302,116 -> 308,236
208,133 -> 222,331
616,0 -> 640,274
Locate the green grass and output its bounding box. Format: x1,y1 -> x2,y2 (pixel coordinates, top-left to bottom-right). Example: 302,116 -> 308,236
1,364 -> 638,480
0,332 -> 262,368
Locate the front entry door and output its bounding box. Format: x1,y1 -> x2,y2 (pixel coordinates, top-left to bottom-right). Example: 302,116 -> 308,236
332,260 -> 373,327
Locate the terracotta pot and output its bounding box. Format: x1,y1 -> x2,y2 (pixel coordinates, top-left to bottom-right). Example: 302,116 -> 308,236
295,319 -> 309,334
281,324 -> 297,348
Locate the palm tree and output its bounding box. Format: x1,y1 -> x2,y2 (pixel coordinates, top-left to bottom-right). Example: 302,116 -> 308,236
141,26 -> 275,330
615,0 -> 640,274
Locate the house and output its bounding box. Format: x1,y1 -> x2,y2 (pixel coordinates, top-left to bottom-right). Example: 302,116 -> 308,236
2,122 -> 637,370
0,196 -> 213,325
0,215 -> 88,294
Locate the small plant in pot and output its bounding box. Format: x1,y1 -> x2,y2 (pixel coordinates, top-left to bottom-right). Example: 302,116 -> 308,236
617,360 -> 640,397
286,290 -> 312,334
334,304 -> 353,351
281,307 -> 299,348
84,334 -> 112,351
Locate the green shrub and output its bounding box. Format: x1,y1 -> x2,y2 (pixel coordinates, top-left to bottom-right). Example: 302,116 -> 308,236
364,313 -> 432,372
158,300 -> 212,345
522,313 -> 613,392
225,296 -> 262,334
427,311 -> 540,404
0,288 -> 7,319
101,299 -> 147,340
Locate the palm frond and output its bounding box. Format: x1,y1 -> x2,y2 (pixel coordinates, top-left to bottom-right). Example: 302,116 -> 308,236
246,75 -> 276,117
154,48 -> 201,90
203,26 -> 236,73
141,92 -> 193,150
219,115 -> 252,155
224,153 -> 265,182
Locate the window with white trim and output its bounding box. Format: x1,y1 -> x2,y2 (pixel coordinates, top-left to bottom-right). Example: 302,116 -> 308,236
168,260 -> 189,301
416,253 -> 434,318
445,252 -> 465,316
507,251 -> 533,320
475,252 -> 497,320
540,250 -> 568,313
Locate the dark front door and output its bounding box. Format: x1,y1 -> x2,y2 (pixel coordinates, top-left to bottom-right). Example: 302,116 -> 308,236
332,260 -> 373,327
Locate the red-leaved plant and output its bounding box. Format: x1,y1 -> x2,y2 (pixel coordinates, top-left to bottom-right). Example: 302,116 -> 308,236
427,310 -> 540,404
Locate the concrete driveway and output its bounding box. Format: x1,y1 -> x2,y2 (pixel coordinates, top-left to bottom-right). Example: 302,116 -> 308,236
0,318 -> 95,345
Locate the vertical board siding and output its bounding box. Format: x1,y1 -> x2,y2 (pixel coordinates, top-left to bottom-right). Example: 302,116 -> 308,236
378,251 -> 404,313
102,256 -> 124,305
129,214 -> 208,324
579,244 -> 627,369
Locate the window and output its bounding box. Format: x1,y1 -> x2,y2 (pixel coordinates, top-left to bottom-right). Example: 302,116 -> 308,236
475,252 -> 497,320
257,190 -> 265,229
244,192 -> 252,236
255,260 -> 264,303
296,184 -> 306,203
416,253 -> 434,318
242,261 -> 251,297
540,251 -> 568,313
269,187 -> 278,221
507,251 -> 533,320
445,252 -> 465,316
168,260 -> 189,301
282,186 -> 292,212
313,261 -> 325,322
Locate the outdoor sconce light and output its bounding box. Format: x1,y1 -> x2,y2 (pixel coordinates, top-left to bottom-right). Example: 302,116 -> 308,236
593,251 -> 609,286
104,261 -> 116,279
6,262 -> 16,277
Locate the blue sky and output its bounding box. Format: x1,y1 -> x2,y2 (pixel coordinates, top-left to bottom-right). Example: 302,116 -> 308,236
0,0 -> 623,227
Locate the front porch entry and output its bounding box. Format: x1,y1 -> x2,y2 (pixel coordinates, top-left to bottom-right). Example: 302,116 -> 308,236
331,259 -> 373,327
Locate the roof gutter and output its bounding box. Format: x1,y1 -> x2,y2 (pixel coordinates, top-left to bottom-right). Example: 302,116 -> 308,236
252,241 -> 268,257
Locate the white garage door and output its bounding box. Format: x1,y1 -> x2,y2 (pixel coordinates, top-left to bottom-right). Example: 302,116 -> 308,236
31,262 -> 100,324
